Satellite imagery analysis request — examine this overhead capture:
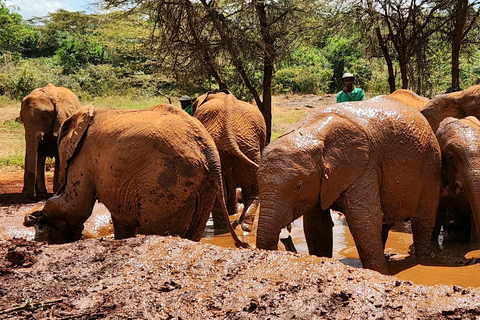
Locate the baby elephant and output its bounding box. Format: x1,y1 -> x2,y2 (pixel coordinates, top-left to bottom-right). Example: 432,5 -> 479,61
24,104 -> 245,247
434,116 -> 480,244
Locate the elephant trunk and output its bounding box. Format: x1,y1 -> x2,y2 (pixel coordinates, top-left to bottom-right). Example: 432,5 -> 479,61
23,131 -> 43,198
463,169 -> 480,241
256,197 -> 290,250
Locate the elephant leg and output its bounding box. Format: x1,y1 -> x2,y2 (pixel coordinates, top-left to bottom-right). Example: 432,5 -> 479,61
239,193 -> 259,233
112,216 -> 137,239
382,223 -> 394,248
212,199 -> 228,233
35,152 -> 47,195
52,155 -> 60,193
341,173 -> 389,274
432,201 -> 447,246
411,185 -> 439,258
303,203 -> 333,258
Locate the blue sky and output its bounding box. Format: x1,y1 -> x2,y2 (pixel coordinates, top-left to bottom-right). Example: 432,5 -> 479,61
6,0 -> 96,20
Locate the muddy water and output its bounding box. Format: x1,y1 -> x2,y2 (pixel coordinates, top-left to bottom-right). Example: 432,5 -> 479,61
4,198 -> 480,287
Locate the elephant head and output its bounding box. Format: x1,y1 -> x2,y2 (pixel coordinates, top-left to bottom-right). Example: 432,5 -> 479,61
436,116 -> 480,241
256,114 -> 369,251
421,85 -> 480,132
20,83 -> 81,198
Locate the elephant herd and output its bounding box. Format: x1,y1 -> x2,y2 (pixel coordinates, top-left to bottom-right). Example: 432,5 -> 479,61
20,83 -> 480,275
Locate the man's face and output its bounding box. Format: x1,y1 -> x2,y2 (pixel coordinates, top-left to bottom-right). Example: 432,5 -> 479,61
343,78 -> 354,92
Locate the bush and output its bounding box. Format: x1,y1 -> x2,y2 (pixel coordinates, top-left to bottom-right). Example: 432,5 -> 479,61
274,66 -> 332,94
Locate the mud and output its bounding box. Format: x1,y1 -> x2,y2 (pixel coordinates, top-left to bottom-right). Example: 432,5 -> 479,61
1,170 -> 480,319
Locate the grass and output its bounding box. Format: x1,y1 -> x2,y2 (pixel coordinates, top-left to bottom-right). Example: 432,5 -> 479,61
0,95 -> 309,172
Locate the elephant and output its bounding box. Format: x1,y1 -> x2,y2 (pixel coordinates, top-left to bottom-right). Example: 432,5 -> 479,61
433,116 -> 480,245
192,90 -> 266,233
23,104 -> 247,248
256,95 -> 442,274
421,85 -> 480,132
388,89 -> 430,111
20,83 -> 81,198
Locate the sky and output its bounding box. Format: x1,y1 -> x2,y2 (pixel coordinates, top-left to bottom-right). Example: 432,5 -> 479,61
6,0 -> 95,20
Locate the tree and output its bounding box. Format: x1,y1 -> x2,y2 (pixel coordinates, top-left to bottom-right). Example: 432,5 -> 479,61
100,0 -> 318,142
0,0 -> 35,56
439,0 -> 480,90
361,0 -> 447,92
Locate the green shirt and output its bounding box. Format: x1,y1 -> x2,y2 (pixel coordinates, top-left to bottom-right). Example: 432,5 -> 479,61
337,87 -> 365,103
184,104 -> 193,115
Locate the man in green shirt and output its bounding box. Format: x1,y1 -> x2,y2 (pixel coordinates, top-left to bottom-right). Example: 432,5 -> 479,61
179,95 -> 193,114
337,73 -> 365,103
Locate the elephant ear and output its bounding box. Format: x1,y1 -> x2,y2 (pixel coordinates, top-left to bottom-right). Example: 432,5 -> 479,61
461,85 -> 480,119
319,120 -> 369,210
191,92 -> 212,115
59,105 -> 94,162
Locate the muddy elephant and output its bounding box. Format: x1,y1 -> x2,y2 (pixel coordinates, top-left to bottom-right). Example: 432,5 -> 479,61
421,85 -> 480,132
20,83 -> 81,198
23,104 -> 246,247
256,96 -> 441,274
192,90 -> 266,232
388,89 -> 430,111
433,116 -> 480,245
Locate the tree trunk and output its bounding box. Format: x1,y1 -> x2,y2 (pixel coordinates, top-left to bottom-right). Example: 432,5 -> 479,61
375,28 -> 396,93
451,0 -> 468,89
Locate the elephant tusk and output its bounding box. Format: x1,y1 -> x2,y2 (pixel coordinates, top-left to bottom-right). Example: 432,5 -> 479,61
455,181 -> 463,195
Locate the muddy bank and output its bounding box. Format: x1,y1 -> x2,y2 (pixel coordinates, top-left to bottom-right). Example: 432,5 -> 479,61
1,236 -> 480,319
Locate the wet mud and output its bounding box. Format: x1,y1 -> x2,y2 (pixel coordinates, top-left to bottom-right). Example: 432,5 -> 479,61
1,167 -> 480,318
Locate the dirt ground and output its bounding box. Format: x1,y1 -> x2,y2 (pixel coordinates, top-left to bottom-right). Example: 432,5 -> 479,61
1,95 -> 480,319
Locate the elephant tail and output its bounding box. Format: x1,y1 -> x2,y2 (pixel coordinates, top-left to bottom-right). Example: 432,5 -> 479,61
204,145 -> 250,248
226,141 -> 259,169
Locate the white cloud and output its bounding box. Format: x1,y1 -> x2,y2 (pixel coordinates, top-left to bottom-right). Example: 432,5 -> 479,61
6,0 -> 94,19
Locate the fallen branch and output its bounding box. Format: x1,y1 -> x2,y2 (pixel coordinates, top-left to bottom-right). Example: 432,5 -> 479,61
0,298 -> 63,314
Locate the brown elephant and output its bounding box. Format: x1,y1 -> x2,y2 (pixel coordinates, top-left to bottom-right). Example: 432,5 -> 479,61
192,90 -> 266,232
20,83 -> 81,198
256,96 -> 441,274
433,116 -> 480,245
388,89 -> 430,111
421,85 -> 480,132
23,104 -> 246,248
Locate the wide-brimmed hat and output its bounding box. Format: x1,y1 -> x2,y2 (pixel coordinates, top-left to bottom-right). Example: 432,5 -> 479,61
341,73 -> 355,80
179,95 -> 191,101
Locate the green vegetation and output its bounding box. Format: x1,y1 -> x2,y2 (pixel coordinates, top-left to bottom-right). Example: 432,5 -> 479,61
1,0 -> 480,168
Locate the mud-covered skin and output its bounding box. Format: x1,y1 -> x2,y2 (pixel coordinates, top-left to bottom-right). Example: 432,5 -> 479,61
421,85 -> 480,132
193,90 -> 266,232
24,104 -> 243,245
435,116 -> 480,244
20,83 -> 81,198
257,95 -> 442,274
1,236 -> 480,319
388,89 -> 430,111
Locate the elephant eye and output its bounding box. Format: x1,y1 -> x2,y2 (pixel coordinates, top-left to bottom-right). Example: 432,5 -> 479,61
446,152 -> 454,163
296,180 -> 303,192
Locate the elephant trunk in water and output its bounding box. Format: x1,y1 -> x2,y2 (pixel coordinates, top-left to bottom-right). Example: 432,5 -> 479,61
22,131 -> 43,198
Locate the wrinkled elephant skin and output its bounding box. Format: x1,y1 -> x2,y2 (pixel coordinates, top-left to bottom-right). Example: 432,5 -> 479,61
20,83 -> 81,198
256,95 -> 442,275
193,90 -> 266,233
435,116 -> 480,244
23,104 -> 246,247
421,85 -> 480,132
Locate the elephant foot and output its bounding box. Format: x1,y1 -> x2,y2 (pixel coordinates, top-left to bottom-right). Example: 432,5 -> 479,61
280,236 -> 297,253
213,227 -> 230,235
240,220 -> 254,233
